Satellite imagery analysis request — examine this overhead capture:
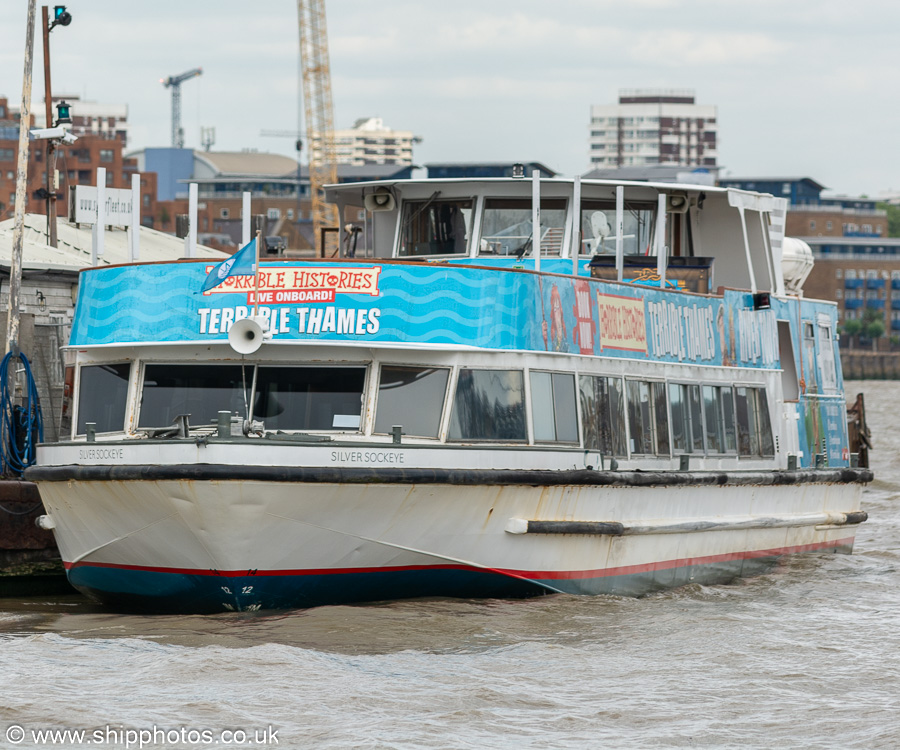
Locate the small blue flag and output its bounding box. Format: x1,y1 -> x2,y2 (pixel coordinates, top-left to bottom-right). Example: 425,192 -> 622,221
200,238 -> 257,294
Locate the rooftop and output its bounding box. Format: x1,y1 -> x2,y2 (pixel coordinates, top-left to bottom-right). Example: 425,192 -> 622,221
583,165 -> 718,185
719,177 -> 828,191
0,214 -> 225,272
193,151 -> 301,178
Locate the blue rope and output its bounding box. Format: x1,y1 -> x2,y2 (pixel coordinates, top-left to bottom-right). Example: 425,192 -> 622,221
0,351 -> 44,477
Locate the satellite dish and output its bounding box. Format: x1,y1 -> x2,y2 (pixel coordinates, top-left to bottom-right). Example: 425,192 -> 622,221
228,316 -> 269,354
590,211 -> 611,239
589,211 -> 611,252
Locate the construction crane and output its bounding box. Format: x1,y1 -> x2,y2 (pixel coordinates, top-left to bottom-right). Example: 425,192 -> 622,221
161,67 -> 203,148
297,1 -> 339,256
260,128 -> 304,154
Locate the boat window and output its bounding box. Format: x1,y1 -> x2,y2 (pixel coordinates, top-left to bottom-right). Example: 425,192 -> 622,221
449,368 -> 526,441
669,383 -> 703,454
626,380 -> 669,456
374,365 -> 449,438
816,317 -> 838,394
702,386 -> 723,454
654,381 -> 670,456
579,200 -> 655,256
398,198 -> 473,256
254,366 -> 367,431
77,363 -> 130,434
735,387 -> 774,457
701,385 -> 738,454
777,320 -> 800,401
480,198 -> 567,256
756,389 -> 775,456
530,371 -> 578,443
579,375 -> 627,456
139,364 -> 246,428
721,387 -> 737,453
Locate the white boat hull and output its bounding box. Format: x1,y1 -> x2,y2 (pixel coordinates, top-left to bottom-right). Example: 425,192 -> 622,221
33,464 -> 867,612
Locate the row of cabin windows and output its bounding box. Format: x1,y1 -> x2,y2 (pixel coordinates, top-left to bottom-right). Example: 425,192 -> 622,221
75,363 -> 774,458
396,197 -> 657,258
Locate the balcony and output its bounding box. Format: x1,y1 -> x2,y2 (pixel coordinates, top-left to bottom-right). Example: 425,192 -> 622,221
867,278 -> 886,289
866,299 -> 885,310
893,319 -> 900,331
892,299 -> 900,311
892,279 -> 900,290
844,279 -> 864,289
845,299 -> 864,309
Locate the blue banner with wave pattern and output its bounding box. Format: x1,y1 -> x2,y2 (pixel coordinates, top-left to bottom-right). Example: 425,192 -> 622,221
70,260 -> 837,374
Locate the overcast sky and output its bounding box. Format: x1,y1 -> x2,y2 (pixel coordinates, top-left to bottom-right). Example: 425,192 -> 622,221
1,0 -> 897,196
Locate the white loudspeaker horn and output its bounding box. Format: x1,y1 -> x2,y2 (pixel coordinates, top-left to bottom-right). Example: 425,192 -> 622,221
228,316 -> 269,354
666,193 -> 691,214
364,188 -> 396,212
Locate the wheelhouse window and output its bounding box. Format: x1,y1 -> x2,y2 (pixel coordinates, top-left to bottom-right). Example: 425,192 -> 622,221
669,383 -> 703,454
735,387 -> 775,457
254,366 -> 366,431
579,375 -> 626,456
374,366 -> 449,438
398,198 -> 473,256
77,363 -> 131,434
530,371 -> 577,443
579,199 -> 655,256
449,369 -> 526,441
480,198 -> 567,256
139,364 -> 245,428
626,380 -> 669,456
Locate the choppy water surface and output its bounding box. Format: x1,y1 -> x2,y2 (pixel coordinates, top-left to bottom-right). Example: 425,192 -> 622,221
1,381 -> 898,749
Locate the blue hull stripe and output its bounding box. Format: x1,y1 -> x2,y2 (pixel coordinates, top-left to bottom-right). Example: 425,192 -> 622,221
66,540 -> 852,613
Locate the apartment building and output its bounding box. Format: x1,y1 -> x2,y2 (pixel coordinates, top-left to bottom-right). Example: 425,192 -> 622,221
313,117 -> 417,167
588,89 -> 717,169
0,96 -> 154,225
32,95 -> 129,145
803,252 -> 900,339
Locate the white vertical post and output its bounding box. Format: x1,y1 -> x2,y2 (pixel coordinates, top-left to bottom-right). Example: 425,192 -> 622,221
187,182 -> 198,258
655,192 -> 667,288
129,173 -> 140,261
92,167 -> 106,266
532,169 -> 541,273
571,175 -> 581,276
738,207 -> 757,294
6,0 -> 35,355
758,211 -> 776,294
615,186 -> 624,283
242,191 -> 251,246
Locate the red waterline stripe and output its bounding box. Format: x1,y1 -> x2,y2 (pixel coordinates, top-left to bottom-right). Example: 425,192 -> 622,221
63,536 -> 855,581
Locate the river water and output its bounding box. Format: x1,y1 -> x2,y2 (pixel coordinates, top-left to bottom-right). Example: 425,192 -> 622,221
1,381 -> 898,749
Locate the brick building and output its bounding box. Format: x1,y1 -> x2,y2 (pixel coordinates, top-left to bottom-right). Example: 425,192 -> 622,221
129,147 -> 413,253
33,95 -> 129,145
718,177 -> 888,239
802,241 -> 900,340
0,96 -> 156,227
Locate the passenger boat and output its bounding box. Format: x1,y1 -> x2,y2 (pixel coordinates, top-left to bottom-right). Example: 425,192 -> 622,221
26,173 -> 871,612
